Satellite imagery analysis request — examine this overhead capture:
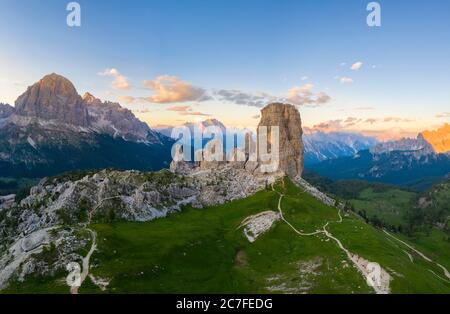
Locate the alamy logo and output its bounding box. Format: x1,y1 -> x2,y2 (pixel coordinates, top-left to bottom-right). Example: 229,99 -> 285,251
66,2 -> 81,27
367,2 -> 381,27
171,126 -> 280,173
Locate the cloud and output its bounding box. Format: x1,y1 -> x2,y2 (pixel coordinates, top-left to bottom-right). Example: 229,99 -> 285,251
345,117 -> 359,123
311,120 -> 344,132
383,116 -> 413,123
98,68 -> 131,90
167,105 -> 192,112
436,112 -> 450,118
117,96 -> 135,104
179,111 -> 211,117
351,62 -> 363,71
365,118 -> 378,124
166,104 -> 210,116
143,75 -> 210,104
252,114 -> 261,119
287,84 -> 331,107
215,84 -> 331,108
340,77 -> 354,84
215,90 -> 277,108
300,76 -> 309,81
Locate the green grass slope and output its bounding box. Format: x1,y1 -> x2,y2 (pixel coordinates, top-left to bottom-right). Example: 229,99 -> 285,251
3,178 -> 450,294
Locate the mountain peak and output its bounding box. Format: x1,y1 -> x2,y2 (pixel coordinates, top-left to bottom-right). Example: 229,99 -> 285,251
82,92 -> 103,106
14,73 -> 90,126
421,123 -> 450,153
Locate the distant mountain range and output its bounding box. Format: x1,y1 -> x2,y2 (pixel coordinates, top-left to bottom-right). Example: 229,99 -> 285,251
156,121 -> 379,165
0,73 -> 173,178
303,131 -> 378,166
309,125 -> 450,190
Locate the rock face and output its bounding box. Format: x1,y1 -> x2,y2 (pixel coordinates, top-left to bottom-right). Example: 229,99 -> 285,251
257,103 -> 304,178
83,92 -> 161,143
15,73 -> 90,126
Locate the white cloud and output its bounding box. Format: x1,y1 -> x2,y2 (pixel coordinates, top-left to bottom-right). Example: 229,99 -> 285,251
351,62 -> 363,71
340,77 -> 354,84
98,68 -> 131,90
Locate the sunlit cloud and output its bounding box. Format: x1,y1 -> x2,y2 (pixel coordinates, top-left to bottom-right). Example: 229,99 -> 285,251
98,68 -> 131,90
351,61 -> 363,70
143,75 -> 210,104
165,104 -> 210,116
287,84 -> 331,107
167,105 -> 192,112
117,95 -> 135,104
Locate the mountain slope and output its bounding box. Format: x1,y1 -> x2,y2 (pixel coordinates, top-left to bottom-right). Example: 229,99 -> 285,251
303,131 -> 378,166
1,176 -> 449,293
309,149 -> 450,190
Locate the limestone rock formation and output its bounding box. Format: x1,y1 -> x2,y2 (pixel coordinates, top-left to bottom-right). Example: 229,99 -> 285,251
14,73 -> 90,126
257,103 -> 304,178
170,103 -> 304,178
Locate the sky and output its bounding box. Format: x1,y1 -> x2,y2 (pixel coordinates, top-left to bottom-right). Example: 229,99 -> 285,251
0,0 -> 449,140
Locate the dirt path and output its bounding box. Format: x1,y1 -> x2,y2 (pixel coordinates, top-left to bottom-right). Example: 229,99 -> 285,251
69,196 -> 120,294
383,230 -> 450,280
70,228 -> 97,294
272,182 -> 390,294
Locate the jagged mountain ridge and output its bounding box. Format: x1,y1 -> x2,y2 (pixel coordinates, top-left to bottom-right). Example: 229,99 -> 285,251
303,131 -> 378,166
0,73 -> 173,178
309,125 -> 450,189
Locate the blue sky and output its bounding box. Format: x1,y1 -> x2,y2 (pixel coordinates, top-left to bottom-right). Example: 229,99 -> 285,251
0,0 -> 449,139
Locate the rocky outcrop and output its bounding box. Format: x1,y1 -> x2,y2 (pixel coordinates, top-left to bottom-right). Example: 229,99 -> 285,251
257,103 -> 304,178
14,73 -> 90,127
